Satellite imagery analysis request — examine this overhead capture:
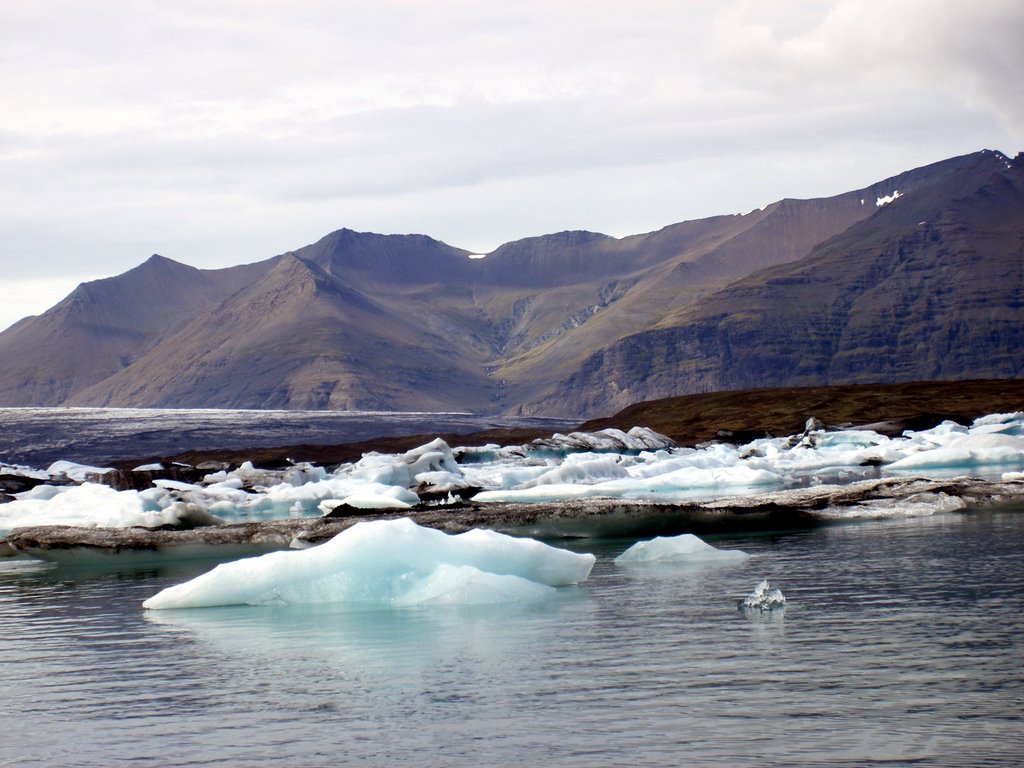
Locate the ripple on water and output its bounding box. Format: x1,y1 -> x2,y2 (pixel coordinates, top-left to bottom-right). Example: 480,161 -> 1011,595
1,511 -> 1023,766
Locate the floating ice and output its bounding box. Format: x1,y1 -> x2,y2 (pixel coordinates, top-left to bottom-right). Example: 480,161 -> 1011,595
887,431 -> 1024,471
815,492 -> 967,519
471,463 -> 784,503
8,414 -> 1024,532
349,438 -> 462,488
615,533 -> 750,565
740,579 -> 786,611
1,464 -> 51,481
319,492 -> 414,511
143,518 -> 595,609
519,456 -> 630,487
46,460 -> 114,482
0,482 -> 220,534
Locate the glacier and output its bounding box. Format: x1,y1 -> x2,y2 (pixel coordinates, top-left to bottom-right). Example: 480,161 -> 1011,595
142,518 -> 595,609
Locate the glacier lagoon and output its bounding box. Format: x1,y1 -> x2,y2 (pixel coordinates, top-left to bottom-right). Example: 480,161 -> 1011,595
1,509 -> 1022,766
2,410 -> 1024,764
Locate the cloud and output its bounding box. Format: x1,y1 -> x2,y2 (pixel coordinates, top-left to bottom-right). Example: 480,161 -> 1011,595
0,0 -> 1021,319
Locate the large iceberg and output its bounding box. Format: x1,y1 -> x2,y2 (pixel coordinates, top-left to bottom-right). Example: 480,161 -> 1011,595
615,533 -> 750,565
143,518 -> 595,609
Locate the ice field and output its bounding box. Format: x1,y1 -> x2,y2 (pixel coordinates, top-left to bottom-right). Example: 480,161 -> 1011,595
3,413 -> 1023,535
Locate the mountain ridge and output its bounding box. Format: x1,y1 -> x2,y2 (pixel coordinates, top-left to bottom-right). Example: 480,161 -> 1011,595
1,149 -> 1020,416
525,149 -> 1023,415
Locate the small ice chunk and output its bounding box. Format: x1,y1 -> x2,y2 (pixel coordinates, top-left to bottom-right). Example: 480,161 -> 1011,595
615,533 -> 749,565
1,464 -> 51,481
739,579 -> 786,611
46,460 -> 114,482
326,493 -> 414,510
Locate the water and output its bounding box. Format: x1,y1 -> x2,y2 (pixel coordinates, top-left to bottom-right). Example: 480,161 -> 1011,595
0,407 -> 572,467
2,510 -> 1022,766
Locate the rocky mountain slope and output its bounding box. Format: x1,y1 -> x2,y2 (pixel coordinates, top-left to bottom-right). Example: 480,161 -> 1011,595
0,256 -> 269,405
1,149 -> 1020,417
533,149 -> 1023,416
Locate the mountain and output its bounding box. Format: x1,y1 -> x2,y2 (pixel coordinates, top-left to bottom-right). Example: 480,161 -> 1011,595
0,256 -> 270,405
527,149 -> 1024,415
1,149 -> 1020,416
66,245 -> 499,411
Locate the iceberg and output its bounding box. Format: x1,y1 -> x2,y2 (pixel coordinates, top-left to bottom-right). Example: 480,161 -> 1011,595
739,579 -> 786,611
143,518 -> 595,609
614,533 -> 750,565
348,438 -> 462,488
0,482 -> 220,534
887,432 -> 1024,471
529,427 -> 675,453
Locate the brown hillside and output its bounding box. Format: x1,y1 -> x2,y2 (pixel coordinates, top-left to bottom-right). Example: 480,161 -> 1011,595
580,379 -> 1024,444
136,379 -> 1024,471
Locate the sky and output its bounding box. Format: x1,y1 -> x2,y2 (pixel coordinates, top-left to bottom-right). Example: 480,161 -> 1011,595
2,0 -> 1022,331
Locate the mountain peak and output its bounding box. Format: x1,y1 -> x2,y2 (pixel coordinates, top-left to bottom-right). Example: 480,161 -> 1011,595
140,253 -> 187,268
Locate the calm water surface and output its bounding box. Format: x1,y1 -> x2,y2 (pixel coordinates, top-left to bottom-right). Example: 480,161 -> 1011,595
1,510 -> 1022,767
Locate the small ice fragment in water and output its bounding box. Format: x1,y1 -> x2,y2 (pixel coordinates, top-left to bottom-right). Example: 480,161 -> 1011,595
739,579 -> 786,611
614,533 -> 749,564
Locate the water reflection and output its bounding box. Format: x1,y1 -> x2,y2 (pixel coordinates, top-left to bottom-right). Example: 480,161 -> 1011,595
144,589 -> 594,674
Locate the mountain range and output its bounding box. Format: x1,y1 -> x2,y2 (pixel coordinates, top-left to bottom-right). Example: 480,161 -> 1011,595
1,149 -> 1020,418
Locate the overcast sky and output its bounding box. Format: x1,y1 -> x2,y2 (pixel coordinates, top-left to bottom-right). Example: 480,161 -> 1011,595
2,0 -> 1022,331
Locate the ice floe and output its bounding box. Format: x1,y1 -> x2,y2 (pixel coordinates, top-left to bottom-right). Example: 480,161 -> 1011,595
143,518 -> 595,609
46,460 -> 114,483
615,533 -> 749,565
0,482 -> 221,532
